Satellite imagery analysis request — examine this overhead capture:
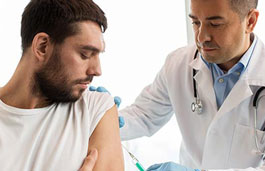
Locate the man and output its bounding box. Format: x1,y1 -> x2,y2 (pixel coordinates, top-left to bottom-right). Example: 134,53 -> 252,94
0,0 -> 124,170
120,0 -> 265,170
91,0 -> 265,170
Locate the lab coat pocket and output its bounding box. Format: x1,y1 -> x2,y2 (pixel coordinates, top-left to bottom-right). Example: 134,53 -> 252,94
228,124 -> 265,168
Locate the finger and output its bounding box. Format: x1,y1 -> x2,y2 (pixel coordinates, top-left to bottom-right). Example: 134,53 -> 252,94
146,163 -> 163,171
118,116 -> 125,128
79,149 -> 98,171
89,86 -> 97,91
96,86 -> 110,94
114,96 -> 121,108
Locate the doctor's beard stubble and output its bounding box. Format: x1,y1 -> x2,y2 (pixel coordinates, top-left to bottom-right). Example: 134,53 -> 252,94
196,41 -> 222,63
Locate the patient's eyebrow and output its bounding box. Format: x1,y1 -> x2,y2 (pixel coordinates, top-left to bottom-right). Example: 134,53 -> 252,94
80,45 -> 103,53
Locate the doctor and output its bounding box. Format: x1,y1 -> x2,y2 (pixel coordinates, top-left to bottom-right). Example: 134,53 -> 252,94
88,0 -> 265,170
118,0 -> 265,170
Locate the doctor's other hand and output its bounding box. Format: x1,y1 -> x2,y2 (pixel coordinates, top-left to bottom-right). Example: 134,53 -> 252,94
79,148 -> 98,171
147,162 -> 201,171
89,86 -> 124,128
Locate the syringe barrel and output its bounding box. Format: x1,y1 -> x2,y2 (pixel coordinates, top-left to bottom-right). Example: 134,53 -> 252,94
135,162 -> 145,171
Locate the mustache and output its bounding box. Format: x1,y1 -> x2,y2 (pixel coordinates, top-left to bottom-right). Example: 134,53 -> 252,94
197,41 -> 220,49
74,76 -> 94,84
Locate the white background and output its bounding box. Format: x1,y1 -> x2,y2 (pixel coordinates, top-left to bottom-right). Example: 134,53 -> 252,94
0,1 -> 265,170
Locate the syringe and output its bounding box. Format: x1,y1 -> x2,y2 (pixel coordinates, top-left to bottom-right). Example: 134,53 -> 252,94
122,144 -> 146,171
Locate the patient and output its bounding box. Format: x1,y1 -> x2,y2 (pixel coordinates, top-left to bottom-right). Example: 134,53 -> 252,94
0,0 -> 124,170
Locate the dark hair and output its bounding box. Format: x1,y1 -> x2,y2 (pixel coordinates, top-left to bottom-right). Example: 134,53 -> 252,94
229,0 -> 258,20
21,0 -> 107,53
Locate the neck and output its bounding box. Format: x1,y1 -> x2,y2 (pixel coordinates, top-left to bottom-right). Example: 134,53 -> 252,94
217,56 -> 242,71
218,34 -> 252,71
0,57 -> 50,109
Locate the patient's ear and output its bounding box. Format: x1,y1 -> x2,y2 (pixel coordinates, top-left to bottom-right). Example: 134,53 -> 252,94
31,32 -> 53,63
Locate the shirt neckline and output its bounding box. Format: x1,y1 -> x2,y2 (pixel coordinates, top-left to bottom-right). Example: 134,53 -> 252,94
0,99 -> 56,116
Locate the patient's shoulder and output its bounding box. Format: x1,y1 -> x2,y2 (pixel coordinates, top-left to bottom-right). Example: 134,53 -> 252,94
81,90 -> 114,108
78,90 -> 115,135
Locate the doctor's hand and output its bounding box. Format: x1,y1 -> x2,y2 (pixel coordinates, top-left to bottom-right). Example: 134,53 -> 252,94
79,149 -> 98,171
147,162 -> 201,171
89,86 -> 124,128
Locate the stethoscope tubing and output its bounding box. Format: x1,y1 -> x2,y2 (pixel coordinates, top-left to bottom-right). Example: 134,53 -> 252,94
253,87 -> 265,107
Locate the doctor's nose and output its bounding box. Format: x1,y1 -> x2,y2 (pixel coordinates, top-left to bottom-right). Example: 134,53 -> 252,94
196,26 -> 211,44
86,56 -> 102,76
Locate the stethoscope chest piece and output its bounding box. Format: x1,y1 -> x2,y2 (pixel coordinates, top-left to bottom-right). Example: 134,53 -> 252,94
191,98 -> 203,114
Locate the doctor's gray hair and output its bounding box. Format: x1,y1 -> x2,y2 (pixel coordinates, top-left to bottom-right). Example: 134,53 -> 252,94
229,0 -> 258,21
21,0 -> 107,54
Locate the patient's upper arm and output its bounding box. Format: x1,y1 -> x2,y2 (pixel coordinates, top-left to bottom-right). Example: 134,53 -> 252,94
88,105 -> 124,171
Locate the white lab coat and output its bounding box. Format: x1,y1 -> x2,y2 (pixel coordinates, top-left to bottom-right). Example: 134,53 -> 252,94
120,35 -> 265,171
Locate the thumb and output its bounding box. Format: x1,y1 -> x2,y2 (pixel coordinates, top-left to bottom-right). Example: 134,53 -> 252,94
79,149 -> 98,171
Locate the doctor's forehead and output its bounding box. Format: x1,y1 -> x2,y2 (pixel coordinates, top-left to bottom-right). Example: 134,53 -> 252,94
189,0 -> 231,20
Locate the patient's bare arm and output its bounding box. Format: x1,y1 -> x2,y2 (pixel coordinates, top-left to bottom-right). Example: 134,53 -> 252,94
85,105 -> 124,171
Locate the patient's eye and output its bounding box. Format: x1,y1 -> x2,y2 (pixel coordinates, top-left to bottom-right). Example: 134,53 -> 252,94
80,51 -> 93,59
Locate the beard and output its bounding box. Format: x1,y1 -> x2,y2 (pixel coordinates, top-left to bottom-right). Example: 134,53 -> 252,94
33,48 -> 93,103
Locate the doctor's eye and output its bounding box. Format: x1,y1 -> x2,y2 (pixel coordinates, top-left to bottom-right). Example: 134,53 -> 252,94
210,23 -> 223,28
191,21 -> 200,25
192,21 -> 200,26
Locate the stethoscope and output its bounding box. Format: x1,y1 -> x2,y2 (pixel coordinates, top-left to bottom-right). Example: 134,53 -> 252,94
191,49 -> 265,156
191,50 -> 203,114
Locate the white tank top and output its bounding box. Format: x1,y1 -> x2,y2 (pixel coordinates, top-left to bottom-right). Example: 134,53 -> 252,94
0,90 -> 114,171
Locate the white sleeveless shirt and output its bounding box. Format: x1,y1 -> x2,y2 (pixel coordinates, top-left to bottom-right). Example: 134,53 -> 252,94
0,90 -> 114,171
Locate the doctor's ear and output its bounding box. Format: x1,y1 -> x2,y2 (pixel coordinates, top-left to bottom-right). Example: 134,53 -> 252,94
32,32 -> 53,63
245,9 -> 259,34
